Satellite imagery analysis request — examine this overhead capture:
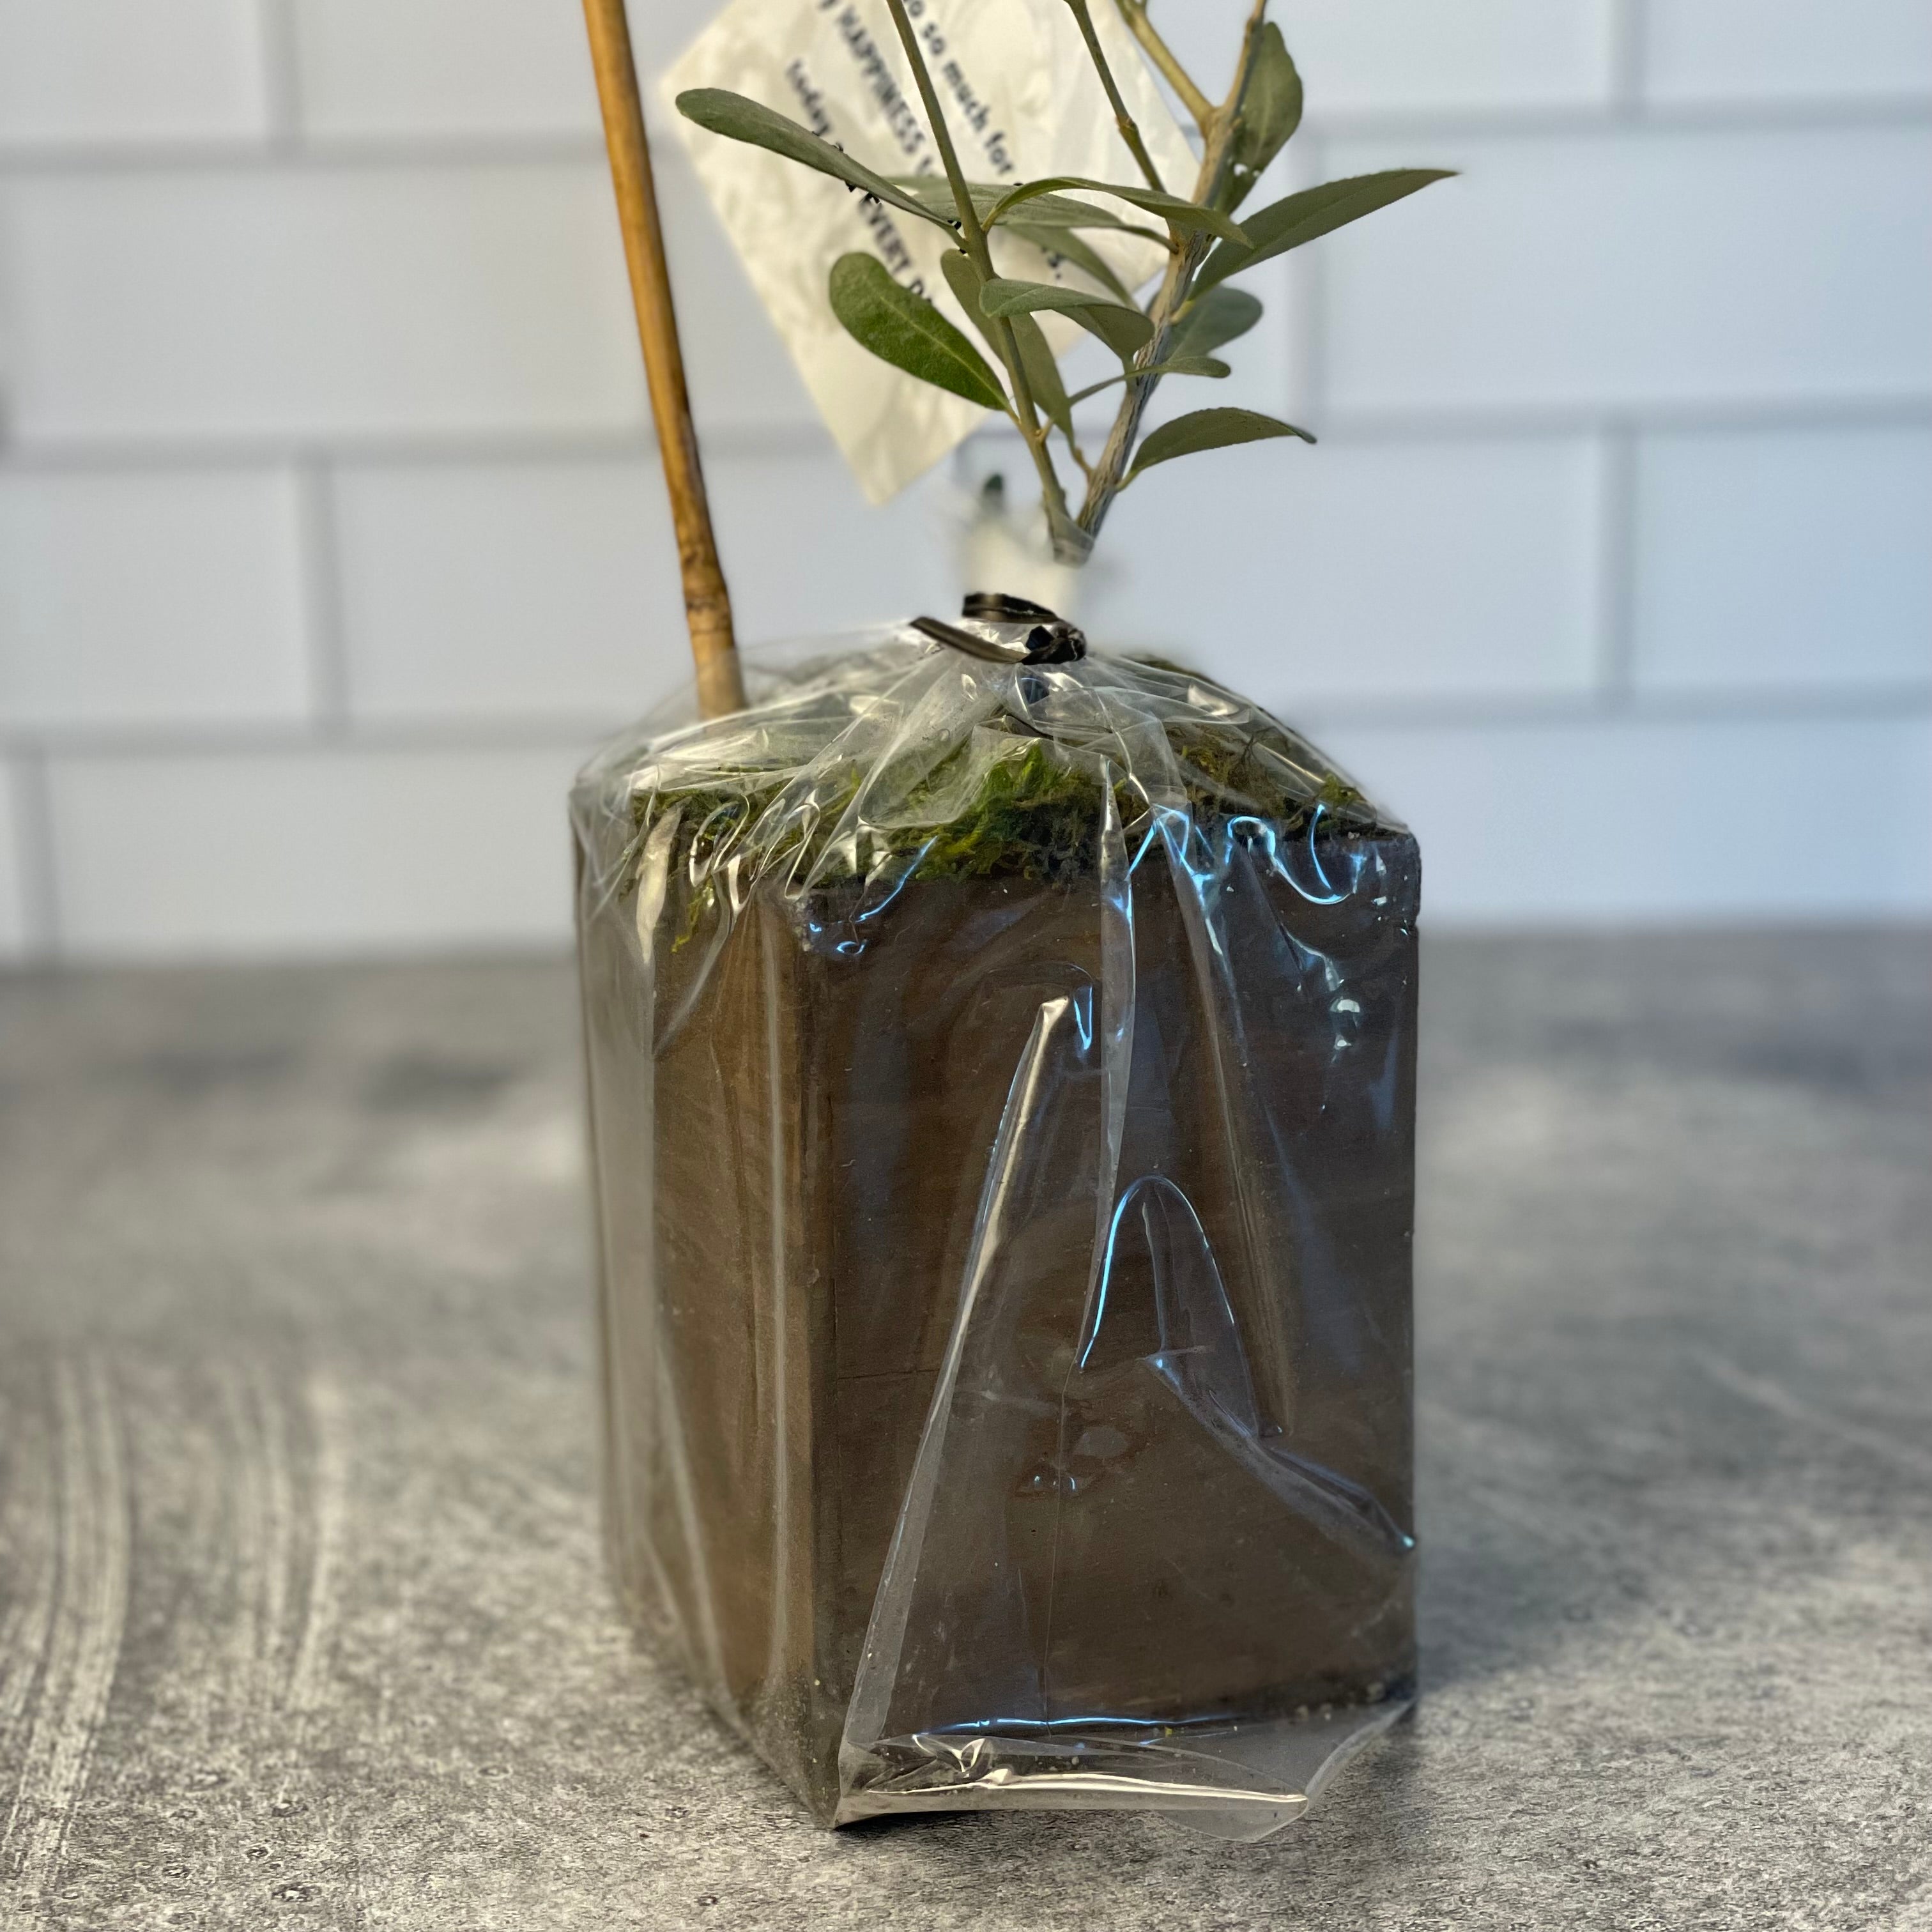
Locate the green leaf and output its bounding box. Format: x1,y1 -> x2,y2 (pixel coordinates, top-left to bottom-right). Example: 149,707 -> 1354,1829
891,177 -> 1143,234
1067,356 -> 1229,404
1168,286 -> 1264,360
988,176 -> 1249,244
829,253 -> 1009,412
940,247 -> 990,331
1195,169 -> 1455,291
992,193 -> 1148,235
1124,407 -> 1314,484
940,251 -> 1074,441
1010,312 -> 1075,443
1003,223 -> 1138,306
677,89 -> 954,231
1232,24 -> 1303,178
980,276 -> 1155,360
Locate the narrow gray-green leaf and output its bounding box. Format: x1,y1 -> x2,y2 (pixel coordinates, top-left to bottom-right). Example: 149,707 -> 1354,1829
829,252 -> 1008,412
1195,169 -> 1454,291
1004,223 -> 1138,305
1067,356 -> 1229,404
993,194 -> 1147,234
1169,286 -> 1264,360
940,248 -> 992,337
1231,24 -> 1303,176
980,276 -> 1155,360
891,177 -> 1140,233
1010,312 -> 1075,442
988,176 -> 1248,244
1124,407 -> 1315,484
940,250 -> 1073,441
677,89 -> 954,231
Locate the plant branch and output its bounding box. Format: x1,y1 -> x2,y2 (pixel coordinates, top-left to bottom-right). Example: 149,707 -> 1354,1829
1065,0 -> 1165,194
882,0 -> 988,263
880,0 -> 1082,558
1075,0 -> 1270,542
1111,0 -> 1213,134
1066,356 -> 1221,403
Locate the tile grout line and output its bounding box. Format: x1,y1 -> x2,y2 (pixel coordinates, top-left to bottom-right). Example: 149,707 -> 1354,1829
0,428 -> 688,472
1593,422 -> 1641,711
8,748 -> 62,962
0,135 -> 605,176
293,454 -> 352,737
253,0 -> 305,152
0,99 -> 1928,176
1309,397 -> 1932,439
1609,0 -> 1649,119
3,684 -> 1928,766
6,397 -> 1929,479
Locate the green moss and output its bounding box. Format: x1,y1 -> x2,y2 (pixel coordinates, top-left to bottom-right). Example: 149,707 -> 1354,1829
908,739 -> 1112,884
624,688 -> 1391,924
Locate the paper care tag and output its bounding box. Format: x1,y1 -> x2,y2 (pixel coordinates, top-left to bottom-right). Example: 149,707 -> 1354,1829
663,0 -> 1197,503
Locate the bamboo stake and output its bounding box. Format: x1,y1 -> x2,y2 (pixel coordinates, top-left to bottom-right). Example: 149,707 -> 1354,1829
582,0 -> 746,718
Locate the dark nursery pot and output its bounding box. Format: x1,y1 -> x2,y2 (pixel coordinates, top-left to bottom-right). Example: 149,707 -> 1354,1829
572,632 -> 1419,1835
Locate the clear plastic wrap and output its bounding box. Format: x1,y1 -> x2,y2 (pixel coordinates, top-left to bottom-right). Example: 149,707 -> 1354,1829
571,623 -> 1420,1838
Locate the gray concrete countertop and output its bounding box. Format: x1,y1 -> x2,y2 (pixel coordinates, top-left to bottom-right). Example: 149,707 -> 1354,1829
1,931 -> 1927,1931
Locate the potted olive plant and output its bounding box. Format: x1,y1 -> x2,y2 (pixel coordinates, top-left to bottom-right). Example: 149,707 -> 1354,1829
575,0 -> 1447,1836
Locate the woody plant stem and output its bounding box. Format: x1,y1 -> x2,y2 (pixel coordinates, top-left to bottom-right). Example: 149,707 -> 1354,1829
1112,0 -> 1214,131
1064,0 -> 1166,194
880,0 -> 1082,556
1075,0 -> 1270,544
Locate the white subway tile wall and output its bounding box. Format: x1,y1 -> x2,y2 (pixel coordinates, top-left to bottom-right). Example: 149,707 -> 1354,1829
1147,0 -> 1619,112
1,466 -> 311,728
46,746 -> 584,956
1323,713 -> 1932,925
1632,425 -> 1932,694
288,0 -> 603,141
1276,0 -> 1620,114
0,0 -> 270,149
1,167 -> 647,441
1641,0 -> 1932,103
1084,433 -> 1604,702
332,458 -> 678,724
703,450 -> 956,642
1320,125 -> 1932,414
0,0 -> 1926,960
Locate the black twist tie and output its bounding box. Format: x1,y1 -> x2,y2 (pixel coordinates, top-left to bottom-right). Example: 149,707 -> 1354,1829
911,592 -> 1087,666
